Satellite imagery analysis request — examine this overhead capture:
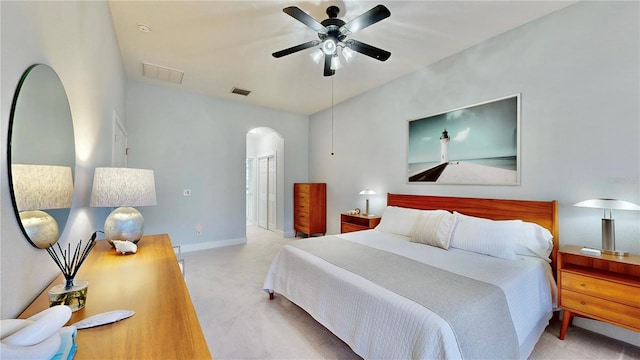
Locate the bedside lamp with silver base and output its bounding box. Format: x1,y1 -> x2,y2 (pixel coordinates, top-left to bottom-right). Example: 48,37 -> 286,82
359,189 -> 376,216
574,198 -> 640,256
90,167 -> 157,247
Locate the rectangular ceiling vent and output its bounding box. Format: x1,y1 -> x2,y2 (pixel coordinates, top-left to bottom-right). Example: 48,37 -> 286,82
231,87 -> 251,96
142,62 -> 184,84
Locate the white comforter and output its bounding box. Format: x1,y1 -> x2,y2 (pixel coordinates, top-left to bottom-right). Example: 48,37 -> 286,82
263,229 -> 555,359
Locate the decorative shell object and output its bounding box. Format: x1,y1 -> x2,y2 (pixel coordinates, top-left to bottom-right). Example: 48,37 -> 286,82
112,240 -> 137,254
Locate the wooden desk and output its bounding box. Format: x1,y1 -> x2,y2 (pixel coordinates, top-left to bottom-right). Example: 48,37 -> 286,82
20,234 -> 211,359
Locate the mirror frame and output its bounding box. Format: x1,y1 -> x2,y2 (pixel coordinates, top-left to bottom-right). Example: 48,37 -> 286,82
7,64 -> 76,248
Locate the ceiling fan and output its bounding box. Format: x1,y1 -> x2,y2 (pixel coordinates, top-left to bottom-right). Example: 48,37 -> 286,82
272,4 -> 391,76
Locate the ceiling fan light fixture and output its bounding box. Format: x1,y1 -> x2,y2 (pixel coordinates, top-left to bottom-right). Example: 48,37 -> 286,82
310,49 -> 324,64
273,4 -> 391,76
330,55 -> 342,70
322,39 -> 337,55
341,46 -> 355,63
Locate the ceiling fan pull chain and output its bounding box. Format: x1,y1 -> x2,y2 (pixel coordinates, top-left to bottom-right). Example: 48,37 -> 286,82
331,76 -> 334,156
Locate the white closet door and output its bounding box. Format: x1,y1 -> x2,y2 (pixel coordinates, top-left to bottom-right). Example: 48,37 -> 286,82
258,157 -> 268,229
267,156 -> 276,231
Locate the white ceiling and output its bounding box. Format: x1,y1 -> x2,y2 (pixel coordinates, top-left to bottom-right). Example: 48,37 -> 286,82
109,0 -> 576,115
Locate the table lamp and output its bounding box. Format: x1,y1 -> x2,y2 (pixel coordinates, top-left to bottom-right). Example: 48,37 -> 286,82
574,198 -> 640,256
90,167 -> 157,245
359,189 -> 376,216
11,164 -> 74,249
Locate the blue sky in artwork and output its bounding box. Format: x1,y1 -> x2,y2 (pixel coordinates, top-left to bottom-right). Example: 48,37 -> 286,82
408,96 -> 518,164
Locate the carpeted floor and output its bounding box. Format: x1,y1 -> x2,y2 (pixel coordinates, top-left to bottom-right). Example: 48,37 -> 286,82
183,226 -> 640,359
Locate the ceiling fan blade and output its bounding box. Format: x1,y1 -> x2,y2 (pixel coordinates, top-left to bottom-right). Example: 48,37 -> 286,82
272,40 -> 320,58
345,39 -> 391,61
283,6 -> 325,32
341,5 -> 390,34
324,54 -> 335,77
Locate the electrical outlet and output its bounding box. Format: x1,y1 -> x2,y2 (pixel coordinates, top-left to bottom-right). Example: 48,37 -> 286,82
183,189 -> 191,197
196,224 -> 202,236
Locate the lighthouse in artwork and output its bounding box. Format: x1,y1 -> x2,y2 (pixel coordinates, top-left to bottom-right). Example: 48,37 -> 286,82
440,129 -> 450,164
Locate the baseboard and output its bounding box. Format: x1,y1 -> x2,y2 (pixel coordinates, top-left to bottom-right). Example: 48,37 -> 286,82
180,237 -> 246,253
572,317 -> 640,347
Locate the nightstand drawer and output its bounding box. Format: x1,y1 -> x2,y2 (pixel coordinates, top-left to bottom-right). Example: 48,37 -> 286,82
562,289 -> 640,330
562,272 -> 640,308
340,213 -> 381,234
341,222 -> 368,233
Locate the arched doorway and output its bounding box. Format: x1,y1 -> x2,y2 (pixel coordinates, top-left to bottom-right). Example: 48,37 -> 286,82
246,127 -> 284,232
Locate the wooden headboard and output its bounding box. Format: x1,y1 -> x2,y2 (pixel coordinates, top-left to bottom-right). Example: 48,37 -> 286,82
387,193 -> 559,271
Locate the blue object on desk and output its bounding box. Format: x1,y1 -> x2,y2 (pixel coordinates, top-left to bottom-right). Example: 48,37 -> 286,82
50,326 -> 77,360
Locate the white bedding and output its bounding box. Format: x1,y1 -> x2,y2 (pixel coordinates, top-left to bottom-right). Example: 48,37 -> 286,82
263,229 -> 556,359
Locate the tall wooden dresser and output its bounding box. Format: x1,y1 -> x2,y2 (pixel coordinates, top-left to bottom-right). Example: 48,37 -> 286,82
294,183 -> 326,237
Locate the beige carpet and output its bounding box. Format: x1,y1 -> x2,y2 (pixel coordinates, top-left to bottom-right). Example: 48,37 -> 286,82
183,226 -> 640,359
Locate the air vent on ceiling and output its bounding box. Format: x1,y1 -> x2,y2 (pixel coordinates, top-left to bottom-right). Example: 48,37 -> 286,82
142,62 -> 184,84
231,87 -> 251,96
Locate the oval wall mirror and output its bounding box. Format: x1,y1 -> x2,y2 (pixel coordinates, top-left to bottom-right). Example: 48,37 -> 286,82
7,64 -> 76,249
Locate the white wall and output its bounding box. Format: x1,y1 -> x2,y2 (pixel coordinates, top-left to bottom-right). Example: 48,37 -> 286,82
125,81 -> 308,249
1,1 -> 126,317
309,1 -> 639,345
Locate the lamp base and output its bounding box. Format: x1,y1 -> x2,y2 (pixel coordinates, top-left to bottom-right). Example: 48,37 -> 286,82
104,207 -> 144,246
19,210 -> 59,249
601,249 -> 629,257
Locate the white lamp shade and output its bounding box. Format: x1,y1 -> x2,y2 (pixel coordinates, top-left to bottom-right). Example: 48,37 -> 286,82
359,189 -> 376,195
330,55 -> 342,70
341,46 -> 355,63
574,198 -> 640,211
11,164 -> 73,211
310,49 -> 323,64
90,167 -> 157,207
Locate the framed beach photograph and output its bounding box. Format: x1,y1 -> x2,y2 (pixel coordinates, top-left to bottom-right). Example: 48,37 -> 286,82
407,94 -> 520,185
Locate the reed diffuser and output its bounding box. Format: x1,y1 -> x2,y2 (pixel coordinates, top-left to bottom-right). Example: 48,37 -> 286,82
46,231 -> 99,311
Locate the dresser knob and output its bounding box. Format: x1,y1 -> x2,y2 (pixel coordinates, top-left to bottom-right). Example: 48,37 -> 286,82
581,301 -> 586,305
580,283 -> 586,287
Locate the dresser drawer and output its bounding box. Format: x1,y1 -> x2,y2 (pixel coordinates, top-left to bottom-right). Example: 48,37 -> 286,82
294,212 -> 309,227
295,204 -> 310,215
562,289 -> 640,330
562,272 -> 640,308
295,201 -> 310,214
295,184 -> 311,194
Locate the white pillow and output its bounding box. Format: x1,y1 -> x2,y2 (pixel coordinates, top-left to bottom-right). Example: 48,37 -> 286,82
375,206 -> 447,237
515,222 -> 554,262
375,206 -> 422,236
450,212 -> 519,260
410,212 -> 458,249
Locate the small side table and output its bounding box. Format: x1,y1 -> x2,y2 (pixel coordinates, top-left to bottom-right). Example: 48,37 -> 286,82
340,213 -> 381,233
557,245 -> 640,339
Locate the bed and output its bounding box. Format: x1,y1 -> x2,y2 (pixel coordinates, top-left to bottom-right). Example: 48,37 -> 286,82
263,194 -> 559,359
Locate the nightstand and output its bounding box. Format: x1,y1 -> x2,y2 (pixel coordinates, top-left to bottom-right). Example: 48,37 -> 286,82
557,245 -> 640,340
340,213 -> 381,233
